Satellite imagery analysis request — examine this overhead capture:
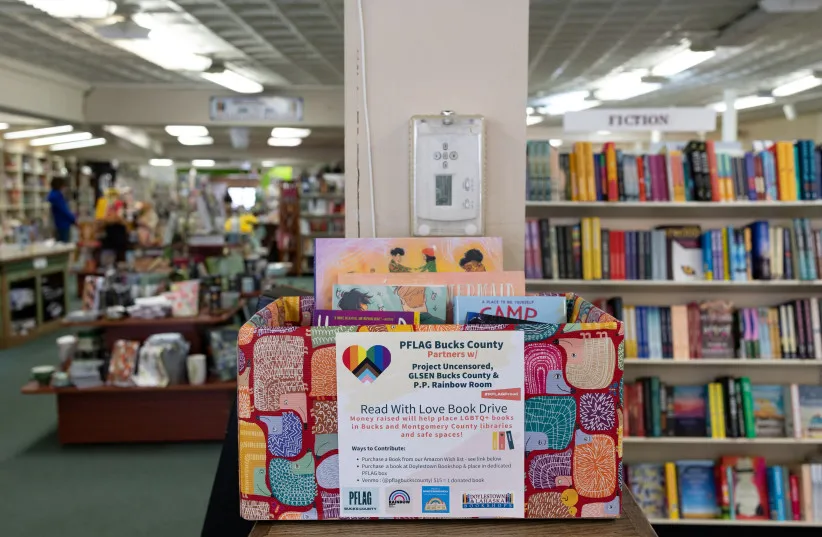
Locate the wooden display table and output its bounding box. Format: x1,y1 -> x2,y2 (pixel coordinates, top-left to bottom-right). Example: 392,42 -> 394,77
249,486 -> 656,537
62,304 -> 244,354
0,243 -> 74,349
21,379 -> 236,444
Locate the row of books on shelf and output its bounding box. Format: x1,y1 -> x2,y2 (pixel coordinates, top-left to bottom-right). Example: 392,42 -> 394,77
526,139 -> 822,202
599,298 -> 822,361
628,457 -> 822,522
625,377 -> 822,439
524,218 -> 822,282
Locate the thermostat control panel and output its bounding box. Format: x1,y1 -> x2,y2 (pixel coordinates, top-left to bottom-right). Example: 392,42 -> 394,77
410,112 -> 485,236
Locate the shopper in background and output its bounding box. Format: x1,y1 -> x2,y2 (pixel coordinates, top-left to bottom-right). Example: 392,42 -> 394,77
47,177 -> 76,243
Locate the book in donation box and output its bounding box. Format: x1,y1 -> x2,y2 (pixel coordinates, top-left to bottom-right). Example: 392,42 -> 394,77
313,237 -> 504,310
332,284 -> 447,325
236,293 -> 624,520
453,296 -> 567,325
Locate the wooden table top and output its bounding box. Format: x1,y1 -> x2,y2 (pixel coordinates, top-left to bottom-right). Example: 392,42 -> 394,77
62,304 -> 243,328
0,243 -> 75,263
21,379 -> 236,395
250,487 -> 655,537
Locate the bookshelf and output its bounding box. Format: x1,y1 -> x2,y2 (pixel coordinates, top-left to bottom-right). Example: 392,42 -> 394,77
648,518 -> 822,527
626,359 -> 822,367
527,279 -> 822,291
526,200 -> 822,218
624,437 -> 822,446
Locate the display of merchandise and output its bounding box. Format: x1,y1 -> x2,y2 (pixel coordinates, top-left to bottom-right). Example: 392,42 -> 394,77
526,139 -> 822,202
525,217 -> 822,282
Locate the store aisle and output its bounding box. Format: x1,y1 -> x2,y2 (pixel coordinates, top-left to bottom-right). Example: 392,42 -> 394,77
0,332 -> 222,537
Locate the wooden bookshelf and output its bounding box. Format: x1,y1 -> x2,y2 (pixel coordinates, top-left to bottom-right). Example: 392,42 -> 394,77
625,359 -> 822,366
526,279 -> 822,291
526,200 -> 822,218
648,518 -> 822,527
624,437 -> 822,445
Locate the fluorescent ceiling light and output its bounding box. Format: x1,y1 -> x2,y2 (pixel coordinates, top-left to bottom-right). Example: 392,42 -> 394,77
30,132 -> 93,147
652,49 -> 715,77
526,116 -> 544,126
271,127 -> 311,138
192,159 -> 216,167
178,136 -> 214,146
526,106 -> 535,115
772,75 -> 822,97
261,160 -> 276,167
165,126 -> 209,137
549,139 -> 563,147
116,40 -> 212,72
50,138 -> 107,152
267,137 -> 302,147
544,100 -> 600,116
711,95 -> 776,112
597,130 -> 612,135
23,0 -> 116,18
4,125 -> 73,140
594,71 -> 661,101
0,123 -> 8,130
149,159 -> 174,167
202,69 -> 263,94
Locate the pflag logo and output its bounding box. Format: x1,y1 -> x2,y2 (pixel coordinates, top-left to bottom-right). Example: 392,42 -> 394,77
341,345 -> 391,383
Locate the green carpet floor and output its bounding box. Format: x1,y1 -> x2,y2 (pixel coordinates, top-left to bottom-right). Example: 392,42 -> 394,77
0,329 -> 222,537
0,277 -> 315,537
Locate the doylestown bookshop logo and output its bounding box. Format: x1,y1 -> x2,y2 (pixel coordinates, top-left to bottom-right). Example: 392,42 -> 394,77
461,492 -> 515,509
342,345 -> 391,384
388,489 -> 411,508
421,486 -> 450,513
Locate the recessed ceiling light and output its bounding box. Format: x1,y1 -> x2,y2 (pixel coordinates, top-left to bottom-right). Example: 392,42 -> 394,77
50,138 -> 107,151
202,69 -> 263,94
267,137 -> 302,147
178,135 -> 214,146
149,159 -> 174,167
191,159 -> 215,167
270,127 -> 311,138
165,125 -> 208,137
30,132 -> 93,147
772,75 -> 822,97
4,125 -> 73,140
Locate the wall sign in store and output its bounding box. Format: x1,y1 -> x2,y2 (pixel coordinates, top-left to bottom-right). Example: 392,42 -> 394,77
209,96 -> 304,122
563,107 -> 716,133
335,331 -> 525,518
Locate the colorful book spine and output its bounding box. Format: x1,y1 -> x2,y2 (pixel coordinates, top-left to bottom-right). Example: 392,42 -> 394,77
767,466 -> 787,521
665,462 -> 680,520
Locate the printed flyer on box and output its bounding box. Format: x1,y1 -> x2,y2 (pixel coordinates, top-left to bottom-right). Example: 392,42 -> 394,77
335,331 -> 525,518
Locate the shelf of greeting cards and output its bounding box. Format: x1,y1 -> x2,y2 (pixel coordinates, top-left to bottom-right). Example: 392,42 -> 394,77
525,200 -> 822,219
526,279 -> 822,291
625,359 -> 822,366
625,437 -> 822,445
648,518 -> 822,527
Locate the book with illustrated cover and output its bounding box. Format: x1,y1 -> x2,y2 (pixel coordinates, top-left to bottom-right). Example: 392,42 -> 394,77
722,456 -> 769,520
797,385 -> 822,438
677,460 -> 719,518
628,464 -> 666,519
332,285 -> 446,324
752,385 -> 788,437
338,272 -> 525,323
657,225 -> 703,281
313,310 -> 418,327
672,385 -> 708,437
464,312 -> 539,325
313,237 -> 504,310
453,296 -> 566,325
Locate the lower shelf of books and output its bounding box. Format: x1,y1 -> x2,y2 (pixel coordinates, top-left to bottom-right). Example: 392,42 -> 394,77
649,518 -> 822,527
626,437 -> 822,445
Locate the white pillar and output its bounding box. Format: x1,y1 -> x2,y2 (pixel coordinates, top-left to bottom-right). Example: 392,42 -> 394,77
344,0 -> 529,269
722,89 -> 738,142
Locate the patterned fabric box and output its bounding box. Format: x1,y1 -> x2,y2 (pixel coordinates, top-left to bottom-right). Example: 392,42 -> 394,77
237,294 -> 624,520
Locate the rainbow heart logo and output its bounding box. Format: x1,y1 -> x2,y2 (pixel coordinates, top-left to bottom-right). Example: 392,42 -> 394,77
342,345 -> 391,384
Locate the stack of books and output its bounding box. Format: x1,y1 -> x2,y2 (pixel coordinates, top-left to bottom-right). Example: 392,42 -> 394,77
599,298 -> 822,360
625,379 -> 822,439
526,139 -> 822,202
524,218 -> 822,282
628,458 -> 822,521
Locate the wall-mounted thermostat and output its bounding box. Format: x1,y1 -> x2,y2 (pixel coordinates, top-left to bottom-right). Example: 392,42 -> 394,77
410,111 -> 485,236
